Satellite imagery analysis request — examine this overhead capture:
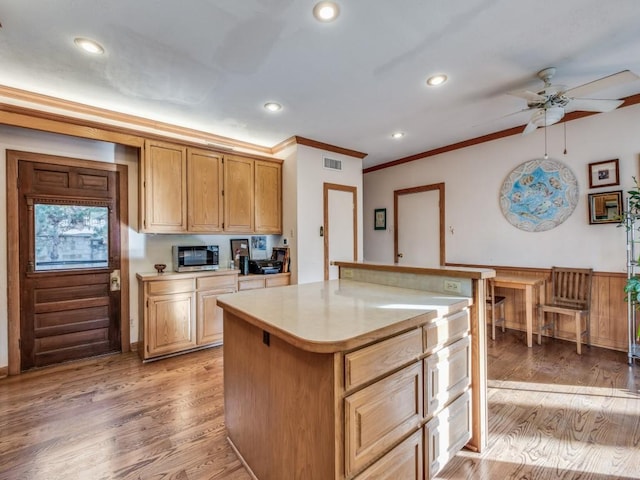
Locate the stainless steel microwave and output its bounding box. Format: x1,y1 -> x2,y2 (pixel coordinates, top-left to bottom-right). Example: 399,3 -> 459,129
172,245 -> 219,272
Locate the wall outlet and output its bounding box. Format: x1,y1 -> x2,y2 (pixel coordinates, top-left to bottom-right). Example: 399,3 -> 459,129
283,237 -> 288,246
443,279 -> 461,293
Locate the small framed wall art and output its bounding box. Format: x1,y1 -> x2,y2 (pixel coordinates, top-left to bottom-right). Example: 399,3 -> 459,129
588,159 -> 619,188
374,208 -> 386,230
588,190 -> 622,224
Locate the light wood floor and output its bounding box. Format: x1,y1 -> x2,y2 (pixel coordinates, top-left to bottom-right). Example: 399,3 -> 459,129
0,331 -> 638,480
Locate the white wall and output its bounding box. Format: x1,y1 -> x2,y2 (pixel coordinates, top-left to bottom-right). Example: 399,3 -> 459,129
295,145 -> 364,284
364,104 -> 640,273
0,125 -> 279,369
279,143 -> 298,284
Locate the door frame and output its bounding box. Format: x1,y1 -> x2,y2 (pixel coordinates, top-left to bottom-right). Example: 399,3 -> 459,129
323,183 -> 358,280
6,150 -> 130,375
394,182 -> 445,266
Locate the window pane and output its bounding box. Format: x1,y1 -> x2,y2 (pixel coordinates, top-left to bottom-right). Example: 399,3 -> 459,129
34,204 -> 109,271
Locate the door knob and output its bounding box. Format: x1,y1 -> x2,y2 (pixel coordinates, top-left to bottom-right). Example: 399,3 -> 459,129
397,253 -> 404,258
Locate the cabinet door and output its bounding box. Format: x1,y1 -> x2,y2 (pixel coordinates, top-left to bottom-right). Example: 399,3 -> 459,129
424,391 -> 471,480
344,362 -> 423,477
424,335 -> 471,419
141,140 -> 187,233
197,288 -> 234,345
254,160 -> 282,234
188,148 -> 224,232
224,155 -> 254,232
146,292 -> 196,357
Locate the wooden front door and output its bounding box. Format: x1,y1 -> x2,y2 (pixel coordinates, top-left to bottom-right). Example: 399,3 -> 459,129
18,159 -> 122,370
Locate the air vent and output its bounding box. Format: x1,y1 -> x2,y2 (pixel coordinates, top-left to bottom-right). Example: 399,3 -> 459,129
323,157 -> 342,171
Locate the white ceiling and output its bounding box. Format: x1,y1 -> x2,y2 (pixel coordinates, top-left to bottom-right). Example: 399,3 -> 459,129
1,1 -> 640,169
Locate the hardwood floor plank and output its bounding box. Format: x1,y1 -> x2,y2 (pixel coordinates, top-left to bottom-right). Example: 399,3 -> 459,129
437,330 -> 640,480
1,330 -> 638,479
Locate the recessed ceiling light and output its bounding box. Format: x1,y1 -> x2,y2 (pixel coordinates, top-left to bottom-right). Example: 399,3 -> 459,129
74,37 -> 104,55
264,102 -> 282,112
426,74 -> 448,87
313,1 -> 340,22
391,132 -> 405,139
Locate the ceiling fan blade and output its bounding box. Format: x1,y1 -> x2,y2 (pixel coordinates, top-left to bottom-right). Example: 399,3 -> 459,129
565,98 -> 624,113
508,89 -> 546,103
522,121 -> 538,135
564,70 -> 639,98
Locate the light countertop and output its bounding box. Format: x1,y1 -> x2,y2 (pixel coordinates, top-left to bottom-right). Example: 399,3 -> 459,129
136,268 -> 239,281
216,279 -> 471,353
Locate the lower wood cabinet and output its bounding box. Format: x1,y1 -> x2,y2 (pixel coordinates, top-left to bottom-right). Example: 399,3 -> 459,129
345,312 -> 472,479
137,271 -> 238,361
146,288 -> 196,357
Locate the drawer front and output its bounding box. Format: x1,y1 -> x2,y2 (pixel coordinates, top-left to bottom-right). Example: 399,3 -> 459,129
424,335 -> 471,419
354,430 -> 423,480
238,277 -> 265,290
265,275 -> 289,288
196,274 -> 237,291
424,391 -> 472,480
345,328 -> 423,391
147,278 -> 194,296
423,309 -> 469,354
345,362 -> 423,477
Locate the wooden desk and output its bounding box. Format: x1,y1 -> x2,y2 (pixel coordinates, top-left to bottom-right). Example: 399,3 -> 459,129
492,275 -> 546,347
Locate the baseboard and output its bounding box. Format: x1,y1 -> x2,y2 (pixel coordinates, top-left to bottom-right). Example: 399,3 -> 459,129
0,366 -> 8,379
227,437 -> 258,480
130,341 -> 139,353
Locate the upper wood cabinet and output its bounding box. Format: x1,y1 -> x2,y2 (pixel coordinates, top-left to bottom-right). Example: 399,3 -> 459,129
140,140 -> 282,234
254,160 -> 282,234
223,154 -> 255,233
141,140 -> 187,233
188,148 -> 224,232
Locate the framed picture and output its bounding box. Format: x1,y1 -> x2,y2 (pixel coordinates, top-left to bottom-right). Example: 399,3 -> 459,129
374,208 -> 386,230
251,235 -> 267,259
588,159 -> 619,188
588,190 -> 622,224
230,238 -> 250,259
271,247 -> 290,273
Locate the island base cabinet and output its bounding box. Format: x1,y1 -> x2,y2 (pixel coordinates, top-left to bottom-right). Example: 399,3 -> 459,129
223,312 -> 336,480
353,430 -> 423,480
424,391 -> 472,479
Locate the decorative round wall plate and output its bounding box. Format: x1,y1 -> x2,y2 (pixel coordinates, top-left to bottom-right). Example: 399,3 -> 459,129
499,158 -> 578,232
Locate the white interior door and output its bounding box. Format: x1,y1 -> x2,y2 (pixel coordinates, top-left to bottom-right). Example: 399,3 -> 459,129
327,189 -> 355,279
397,189 -> 440,266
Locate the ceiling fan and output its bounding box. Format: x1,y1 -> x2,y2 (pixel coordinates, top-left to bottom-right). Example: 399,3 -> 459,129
509,67 -> 639,135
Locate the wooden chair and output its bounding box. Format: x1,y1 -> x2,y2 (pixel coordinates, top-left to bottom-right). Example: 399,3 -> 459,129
486,280 -> 506,340
538,267 -> 593,354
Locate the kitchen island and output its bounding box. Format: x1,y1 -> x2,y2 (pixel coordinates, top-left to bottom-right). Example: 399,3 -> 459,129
217,264 -> 493,479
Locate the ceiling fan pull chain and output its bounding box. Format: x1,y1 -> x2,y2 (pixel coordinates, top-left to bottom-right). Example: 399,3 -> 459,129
563,122 -> 568,155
